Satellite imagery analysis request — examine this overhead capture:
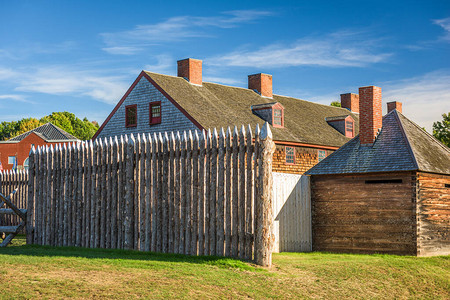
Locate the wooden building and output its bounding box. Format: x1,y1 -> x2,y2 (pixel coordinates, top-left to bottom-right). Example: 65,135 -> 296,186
0,123 -> 79,171
306,86 -> 450,256
93,58 -> 361,174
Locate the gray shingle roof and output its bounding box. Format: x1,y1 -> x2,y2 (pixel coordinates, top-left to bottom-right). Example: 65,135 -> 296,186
145,72 -> 359,148
5,123 -> 79,143
306,110 -> 450,175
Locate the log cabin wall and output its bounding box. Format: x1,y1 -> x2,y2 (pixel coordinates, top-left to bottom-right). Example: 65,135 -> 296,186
311,172 -> 417,255
416,172 -> 450,256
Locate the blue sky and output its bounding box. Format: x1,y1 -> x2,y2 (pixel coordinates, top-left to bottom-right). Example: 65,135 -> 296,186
1,0 -> 449,131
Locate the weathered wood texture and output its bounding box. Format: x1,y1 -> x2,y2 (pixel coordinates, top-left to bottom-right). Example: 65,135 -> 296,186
311,172 -> 417,255
25,124 -> 275,266
0,170 -> 29,230
272,173 -> 311,253
416,172 -> 450,256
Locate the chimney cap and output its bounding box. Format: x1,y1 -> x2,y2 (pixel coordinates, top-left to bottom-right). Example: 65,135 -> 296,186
177,58 -> 202,63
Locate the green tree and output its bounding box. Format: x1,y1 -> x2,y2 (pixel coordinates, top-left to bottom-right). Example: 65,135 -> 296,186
433,112 -> 450,147
0,112 -> 99,141
330,101 -> 341,107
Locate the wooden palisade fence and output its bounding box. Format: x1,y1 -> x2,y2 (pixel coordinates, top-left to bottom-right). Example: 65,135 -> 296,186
0,170 -> 29,229
26,123 -> 276,266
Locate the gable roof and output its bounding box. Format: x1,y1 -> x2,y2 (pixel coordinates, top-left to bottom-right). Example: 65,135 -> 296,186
141,71 -> 359,148
1,123 -> 79,143
306,110 -> 450,175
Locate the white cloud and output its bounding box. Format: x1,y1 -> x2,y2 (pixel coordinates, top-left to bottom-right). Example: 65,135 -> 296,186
102,46 -> 143,55
433,17 -> 450,41
0,67 -> 18,80
0,94 -> 34,104
207,31 -> 391,68
101,10 -> 272,55
12,66 -> 129,104
144,54 -> 175,74
383,70 -> 450,131
203,76 -> 242,86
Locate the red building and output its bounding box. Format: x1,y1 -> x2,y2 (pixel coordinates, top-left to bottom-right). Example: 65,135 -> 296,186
0,123 -> 79,171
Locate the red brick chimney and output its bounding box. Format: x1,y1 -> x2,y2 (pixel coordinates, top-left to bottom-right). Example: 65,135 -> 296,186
359,86 -> 382,145
177,58 -> 202,85
248,73 -> 272,98
340,93 -> 359,113
387,101 -> 402,113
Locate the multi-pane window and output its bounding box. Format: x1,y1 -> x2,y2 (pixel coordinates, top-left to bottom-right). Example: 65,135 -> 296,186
125,105 -> 137,127
149,102 -> 162,124
8,156 -> 16,165
346,120 -> 353,137
273,109 -> 283,126
285,146 -> 295,164
318,150 -> 327,162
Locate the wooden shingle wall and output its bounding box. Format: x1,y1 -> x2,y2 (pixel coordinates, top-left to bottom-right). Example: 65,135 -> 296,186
272,145 -> 333,175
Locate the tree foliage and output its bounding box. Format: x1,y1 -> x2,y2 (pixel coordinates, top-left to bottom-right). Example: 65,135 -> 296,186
330,101 -> 341,107
433,112 -> 450,147
0,112 -> 99,141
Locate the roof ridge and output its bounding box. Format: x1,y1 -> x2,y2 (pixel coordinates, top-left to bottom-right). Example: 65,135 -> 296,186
397,110 -> 450,154
391,111 -> 419,169
144,71 -> 357,117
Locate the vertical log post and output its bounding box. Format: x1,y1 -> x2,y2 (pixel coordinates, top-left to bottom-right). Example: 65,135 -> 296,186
151,133 -> 158,252
169,132 -> 176,254
254,122 -> 275,267
174,132 -> 181,254
125,134 -> 135,250
26,147 -> 36,244
191,131 -> 199,255
162,133 -> 169,253
198,131 -> 206,256
217,128 -> 225,256
245,125 -> 254,260
225,127 -> 232,257
144,134 -> 152,252
139,134 -> 147,251
231,127 -> 239,257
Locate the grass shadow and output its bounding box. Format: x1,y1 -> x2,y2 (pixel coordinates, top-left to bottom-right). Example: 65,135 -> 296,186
0,236 -> 259,271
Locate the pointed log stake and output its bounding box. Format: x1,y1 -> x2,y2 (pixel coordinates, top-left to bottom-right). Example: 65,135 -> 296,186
191,131 -> 199,255
209,128 -> 217,256
217,128 -> 225,256
225,127 -> 232,257
125,134 -> 135,250
174,132 -> 181,254
238,125 -> 246,259
140,133 -> 147,251
151,133 -> 158,252
231,126 -> 239,257
198,130 -> 206,255
254,122 -> 275,267
144,133 -> 152,252
26,146 -> 36,244
245,124 -> 254,260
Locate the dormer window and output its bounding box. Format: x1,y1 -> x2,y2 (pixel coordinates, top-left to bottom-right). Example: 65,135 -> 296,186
251,102 -> 285,128
326,115 -> 354,138
273,109 -> 283,127
149,101 -> 161,125
345,120 -> 354,137
125,105 -> 137,127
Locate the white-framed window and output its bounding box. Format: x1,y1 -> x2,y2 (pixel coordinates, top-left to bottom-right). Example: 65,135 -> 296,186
285,146 -> 295,164
318,150 -> 327,162
8,156 -> 16,165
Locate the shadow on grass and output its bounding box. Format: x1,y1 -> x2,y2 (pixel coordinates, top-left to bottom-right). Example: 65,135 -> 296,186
0,237 -> 258,271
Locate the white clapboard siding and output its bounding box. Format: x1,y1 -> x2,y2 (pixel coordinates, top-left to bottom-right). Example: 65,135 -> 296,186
272,172 -> 311,253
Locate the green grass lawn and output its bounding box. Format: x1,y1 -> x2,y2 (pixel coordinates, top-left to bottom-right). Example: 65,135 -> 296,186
0,235 -> 449,299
